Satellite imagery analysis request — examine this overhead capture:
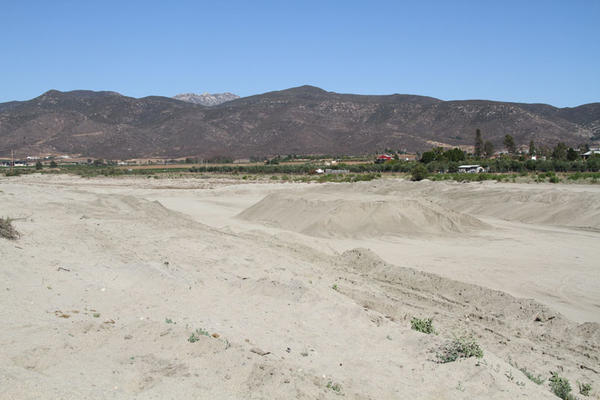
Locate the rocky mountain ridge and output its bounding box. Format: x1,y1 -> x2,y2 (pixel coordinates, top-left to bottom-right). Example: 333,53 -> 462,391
0,86 -> 598,159
173,92 -> 240,106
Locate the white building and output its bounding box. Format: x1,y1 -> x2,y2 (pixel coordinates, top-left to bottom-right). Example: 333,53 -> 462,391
458,164 -> 486,173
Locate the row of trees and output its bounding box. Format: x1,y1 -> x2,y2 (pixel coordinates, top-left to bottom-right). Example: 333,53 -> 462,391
185,154 -> 600,175
473,128 -> 589,160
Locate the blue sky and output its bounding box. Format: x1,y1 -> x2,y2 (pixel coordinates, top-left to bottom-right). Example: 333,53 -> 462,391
1,0 -> 598,106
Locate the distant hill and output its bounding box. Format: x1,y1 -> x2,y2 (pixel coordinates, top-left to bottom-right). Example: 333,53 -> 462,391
0,86 -> 598,159
173,92 -> 239,106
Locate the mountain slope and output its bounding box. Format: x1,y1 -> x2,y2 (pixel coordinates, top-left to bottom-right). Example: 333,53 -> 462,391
0,86 -> 598,159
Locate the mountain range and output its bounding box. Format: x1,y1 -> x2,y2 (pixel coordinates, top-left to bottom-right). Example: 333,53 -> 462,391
0,85 -> 598,159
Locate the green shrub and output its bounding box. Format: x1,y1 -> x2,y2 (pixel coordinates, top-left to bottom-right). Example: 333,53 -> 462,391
188,328 -> 210,343
3,168 -> 35,177
326,381 -> 342,393
437,335 -> 483,363
0,217 -> 19,240
411,164 -> 429,181
519,367 -> 544,385
568,172 -> 582,181
549,372 -> 574,400
578,381 -> 592,396
411,317 -> 435,334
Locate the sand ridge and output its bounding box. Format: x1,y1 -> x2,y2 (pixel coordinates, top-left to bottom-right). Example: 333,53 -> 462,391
237,192 -> 488,238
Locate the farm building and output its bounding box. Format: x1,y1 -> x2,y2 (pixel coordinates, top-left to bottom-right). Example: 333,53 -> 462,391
458,164 -> 486,173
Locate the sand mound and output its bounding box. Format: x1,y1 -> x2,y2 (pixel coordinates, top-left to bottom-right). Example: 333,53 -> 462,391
336,248 -> 600,377
237,192 -> 487,238
425,184 -> 600,230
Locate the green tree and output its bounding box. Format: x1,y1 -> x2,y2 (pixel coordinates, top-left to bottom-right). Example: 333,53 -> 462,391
474,129 -> 483,158
49,160 -> 58,168
483,141 -> 495,158
503,134 -> 516,154
552,143 -> 568,160
566,147 -> 579,161
420,147 -> 445,163
411,164 -> 429,181
528,140 -> 536,156
444,148 -> 465,162
35,161 -> 43,170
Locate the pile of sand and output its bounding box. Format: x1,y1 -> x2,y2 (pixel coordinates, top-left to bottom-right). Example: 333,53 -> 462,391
438,186 -> 600,231
237,192 -> 487,238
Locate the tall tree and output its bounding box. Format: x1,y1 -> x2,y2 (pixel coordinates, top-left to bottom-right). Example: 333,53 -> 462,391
483,141 -> 495,158
503,134 -> 516,154
552,142 -> 568,160
566,148 -> 579,161
528,140 -> 536,156
474,129 -> 483,158
444,148 -> 465,162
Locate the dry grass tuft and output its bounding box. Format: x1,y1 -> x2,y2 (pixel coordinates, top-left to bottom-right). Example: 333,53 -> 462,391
0,217 -> 20,240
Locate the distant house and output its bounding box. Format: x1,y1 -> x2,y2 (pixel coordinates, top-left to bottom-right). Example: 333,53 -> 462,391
458,164 -> 486,173
582,147 -> 600,159
375,154 -> 394,163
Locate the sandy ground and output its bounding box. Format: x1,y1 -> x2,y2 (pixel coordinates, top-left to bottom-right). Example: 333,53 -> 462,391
1,174 -> 598,399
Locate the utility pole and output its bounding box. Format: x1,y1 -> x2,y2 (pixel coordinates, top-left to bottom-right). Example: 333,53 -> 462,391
11,149 -> 14,173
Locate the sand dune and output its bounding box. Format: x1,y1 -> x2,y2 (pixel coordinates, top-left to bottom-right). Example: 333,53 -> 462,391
238,192 -> 487,238
366,180 -> 600,231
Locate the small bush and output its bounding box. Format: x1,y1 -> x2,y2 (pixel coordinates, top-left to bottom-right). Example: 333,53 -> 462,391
411,317 -> 435,334
549,372 -> 574,400
0,217 -> 19,240
578,381 -> 592,396
437,335 -> 483,363
326,381 -> 342,393
188,328 -> 210,343
411,164 -> 429,181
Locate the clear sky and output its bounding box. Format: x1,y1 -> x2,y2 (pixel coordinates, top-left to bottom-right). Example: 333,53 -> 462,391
1,0 -> 599,107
